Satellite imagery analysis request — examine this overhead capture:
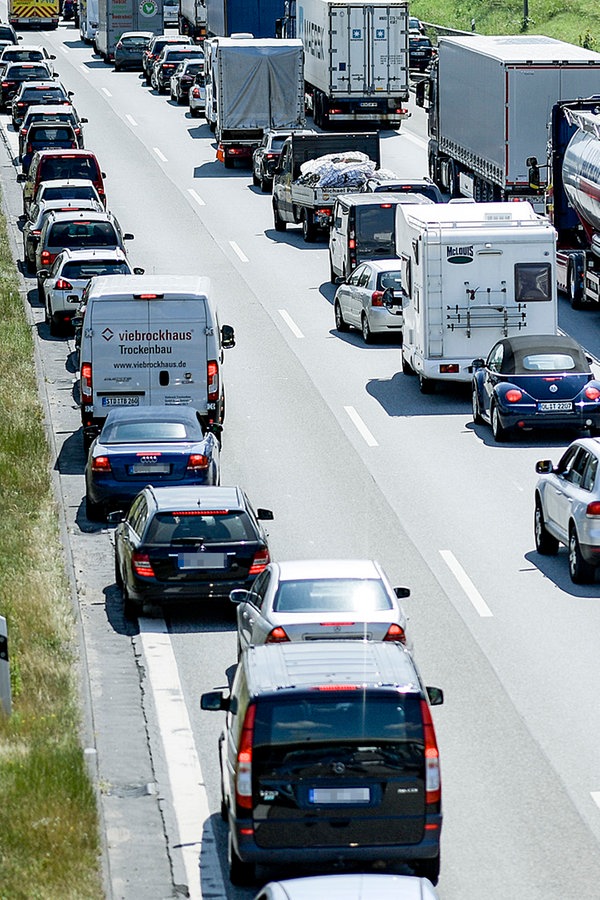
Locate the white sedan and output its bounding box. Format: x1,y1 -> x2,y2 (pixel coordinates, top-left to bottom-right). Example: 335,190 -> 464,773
334,258 -> 404,343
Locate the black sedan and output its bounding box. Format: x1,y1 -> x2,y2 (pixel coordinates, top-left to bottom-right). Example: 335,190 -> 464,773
471,334 -> 600,442
11,81 -> 73,128
114,485 -> 274,618
169,59 -> 202,104
85,406 -> 221,520
408,32 -> 434,71
0,62 -> 54,109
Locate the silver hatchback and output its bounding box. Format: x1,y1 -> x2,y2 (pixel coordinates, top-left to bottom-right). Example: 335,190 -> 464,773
334,259 -> 404,344
231,558 -> 411,656
534,438 -> 600,583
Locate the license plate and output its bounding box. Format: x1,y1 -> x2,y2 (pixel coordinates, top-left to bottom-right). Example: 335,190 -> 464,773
178,552 -> 227,570
101,396 -> 140,407
130,463 -> 170,475
309,787 -> 370,804
360,102 -> 377,108
538,401 -> 573,411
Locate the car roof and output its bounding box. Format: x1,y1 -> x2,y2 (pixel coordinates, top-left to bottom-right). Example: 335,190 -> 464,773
499,334 -> 584,353
244,641 -> 421,696
104,406 -> 202,426
337,192 -> 432,207
148,485 -> 244,511
25,105 -> 75,116
121,31 -> 154,38
46,209 -> 114,223
38,178 -> 96,188
272,560 -> 383,582
16,80 -> 57,89
265,874 -> 439,900
56,246 -> 128,262
35,149 -> 98,160
360,258 -> 402,272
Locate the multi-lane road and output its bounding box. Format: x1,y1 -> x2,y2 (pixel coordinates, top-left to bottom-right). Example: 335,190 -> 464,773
2,16 -> 600,900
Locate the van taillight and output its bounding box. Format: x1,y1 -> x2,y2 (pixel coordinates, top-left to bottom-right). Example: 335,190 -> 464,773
249,548 -> 269,575
81,362 -> 92,402
420,700 -> 441,805
236,703 -> 256,810
265,626 -> 289,643
207,360 -> 219,402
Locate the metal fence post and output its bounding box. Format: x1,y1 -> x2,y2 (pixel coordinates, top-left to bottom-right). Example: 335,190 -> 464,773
0,615 -> 12,716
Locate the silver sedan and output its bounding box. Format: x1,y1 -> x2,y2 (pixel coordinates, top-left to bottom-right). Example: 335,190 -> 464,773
254,873 -> 439,900
232,558 -> 411,655
334,259 -> 404,343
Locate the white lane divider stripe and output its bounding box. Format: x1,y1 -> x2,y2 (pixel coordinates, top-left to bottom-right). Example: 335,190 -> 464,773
153,147 -> 168,162
278,309 -> 303,338
79,64 -> 88,74
439,550 -> 494,617
60,46 -> 69,54
591,792 -> 600,811
402,131 -> 427,149
344,406 -> 378,447
101,87 -> 112,97
139,619 -> 226,900
187,188 -> 205,207
229,240 -> 248,262
125,114 -> 138,127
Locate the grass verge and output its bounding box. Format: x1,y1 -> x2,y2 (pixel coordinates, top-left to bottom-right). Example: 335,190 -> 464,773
0,197 -> 103,898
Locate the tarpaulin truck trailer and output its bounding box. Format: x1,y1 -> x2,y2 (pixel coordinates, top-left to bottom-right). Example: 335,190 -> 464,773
9,0 -> 59,29
95,0 -> 164,61
295,0 -> 409,130
416,35 -> 600,208
178,0 -> 205,40
208,37 -> 305,167
397,202 -> 558,394
204,0 -> 286,38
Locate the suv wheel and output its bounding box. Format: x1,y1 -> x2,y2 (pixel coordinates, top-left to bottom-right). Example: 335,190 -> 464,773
568,525 -> 595,584
227,831 -> 255,886
534,498 -> 559,555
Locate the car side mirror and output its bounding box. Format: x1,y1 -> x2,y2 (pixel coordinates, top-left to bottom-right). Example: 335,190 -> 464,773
80,117 -> 88,123
200,690 -> 230,711
394,586 -> 410,599
221,324 -> 235,348
256,508 -> 274,521
335,275 -> 346,285
535,460 -> 554,475
37,269 -> 49,280
106,510 -> 126,524
123,233 -> 134,240
469,358 -> 485,373
230,589 -> 250,605
133,267 -> 144,275
426,686 -> 444,706
50,54 -> 56,59
101,172 -> 106,177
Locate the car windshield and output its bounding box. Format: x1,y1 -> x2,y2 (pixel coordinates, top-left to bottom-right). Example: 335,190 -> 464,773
272,578 -> 393,613
47,221 -> 117,248
101,420 -> 196,443
355,205 -> 396,256
61,260 -> 130,280
183,63 -> 202,75
144,511 -> 253,544
122,37 -> 148,46
270,136 -> 289,150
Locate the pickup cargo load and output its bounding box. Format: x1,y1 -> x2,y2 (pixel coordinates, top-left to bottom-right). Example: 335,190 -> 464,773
204,0 -> 286,38
397,201 -> 557,392
418,35 -> 600,207
295,0 -> 409,129
9,0 -> 59,28
272,131 -> 380,241
95,0 -> 164,61
207,37 -> 305,167
178,0 -> 206,40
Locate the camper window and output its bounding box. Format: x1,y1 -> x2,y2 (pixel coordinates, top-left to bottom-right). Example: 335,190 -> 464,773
514,263 -> 551,303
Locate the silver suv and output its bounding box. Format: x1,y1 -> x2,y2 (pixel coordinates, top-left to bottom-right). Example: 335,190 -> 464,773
534,438 -> 600,583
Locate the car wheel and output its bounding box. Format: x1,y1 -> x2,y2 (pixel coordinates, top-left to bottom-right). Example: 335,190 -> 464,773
534,498 -> 559,555
472,385 -> 484,424
190,106 -> 200,117
568,525 -> 595,584
273,202 -> 286,232
361,314 -> 374,344
491,402 -> 509,442
220,783 -> 228,822
114,63 -> 121,72
419,373 -> 435,394
334,300 -> 349,332
414,852 -> 440,885
302,209 -> 317,242
402,353 -> 414,375
223,155 -> 234,169
236,633 -> 242,661
49,309 -> 62,338
228,831 -> 255,886
86,494 -> 104,522
114,553 -> 123,588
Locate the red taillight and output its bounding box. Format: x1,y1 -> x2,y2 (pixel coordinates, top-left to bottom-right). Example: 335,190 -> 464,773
20,127 -> 27,135
186,453 -> 209,471
192,87 -> 200,98
25,143 -> 32,154
31,229 -> 41,236
585,385 -> 600,401
132,551 -> 155,577
40,250 -> 52,266
586,501 -> 600,517
505,389 -> 523,403
249,548 -> 270,576
81,362 -> 92,402
265,152 -> 277,160
55,278 -> 73,290
420,699 -> 441,805
371,290 -> 384,307
236,703 -> 256,809
383,623 -> 406,643
74,127 -> 81,135
265,626 -> 290,643
91,455 -> 111,472
207,359 -> 219,403
348,238 -> 356,249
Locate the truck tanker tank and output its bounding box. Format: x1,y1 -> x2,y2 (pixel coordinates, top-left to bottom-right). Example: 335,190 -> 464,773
563,126 -> 600,239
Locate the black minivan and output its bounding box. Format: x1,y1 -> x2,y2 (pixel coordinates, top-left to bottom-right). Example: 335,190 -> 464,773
201,641 -> 444,886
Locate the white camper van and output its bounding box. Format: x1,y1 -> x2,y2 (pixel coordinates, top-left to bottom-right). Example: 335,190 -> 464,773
396,201 -> 557,392
79,275 -> 235,450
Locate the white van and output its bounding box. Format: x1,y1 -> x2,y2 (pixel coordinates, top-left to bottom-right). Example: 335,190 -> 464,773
79,275 -> 235,450
79,0 -> 99,44
396,201 -> 557,393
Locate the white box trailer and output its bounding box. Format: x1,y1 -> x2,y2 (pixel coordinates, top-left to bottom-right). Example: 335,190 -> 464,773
422,35 -> 600,206
297,0 -> 410,129
397,201 -> 558,392
95,0 -> 164,61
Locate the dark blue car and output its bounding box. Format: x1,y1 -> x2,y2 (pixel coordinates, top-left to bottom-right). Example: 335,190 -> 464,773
471,334 -> 600,442
84,406 -> 221,520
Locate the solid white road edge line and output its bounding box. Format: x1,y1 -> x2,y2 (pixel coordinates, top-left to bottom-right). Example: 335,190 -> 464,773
278,309 -> 304,338
79,64 -> 88,74
439,549 -> 494,617
591,792 -> 600,810
101,87 -> 112,97
187,188 -> 205,207
344,406 -> 378,447
229,240 -> 248,262
139,619 -> 227,900
153,147 -> 168,162
125,114 -> 138,127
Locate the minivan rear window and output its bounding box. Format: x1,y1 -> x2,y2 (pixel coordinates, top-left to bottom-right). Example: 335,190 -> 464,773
61,260 -> 130,279
355,205 -> 396,258
254,694 -> 423,746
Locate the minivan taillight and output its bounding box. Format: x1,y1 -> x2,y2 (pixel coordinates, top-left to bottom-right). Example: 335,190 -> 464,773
249,548 -> 269,575
207,359 -> 219,402
80,362 -> 92,403
420,700 -> 441,805
236,703 -> 256,810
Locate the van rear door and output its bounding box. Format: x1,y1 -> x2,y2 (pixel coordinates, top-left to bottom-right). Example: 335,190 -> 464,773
146,295 -> 209,410
91,297 -> 150,416
252,691 -> 426,848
